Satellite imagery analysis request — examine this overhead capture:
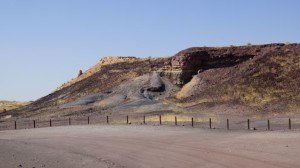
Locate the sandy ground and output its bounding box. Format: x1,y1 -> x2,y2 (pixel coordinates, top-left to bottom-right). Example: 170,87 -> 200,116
0,125 -> 300,168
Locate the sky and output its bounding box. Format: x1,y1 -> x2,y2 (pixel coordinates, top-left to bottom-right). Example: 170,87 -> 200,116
0,0 -> 299,101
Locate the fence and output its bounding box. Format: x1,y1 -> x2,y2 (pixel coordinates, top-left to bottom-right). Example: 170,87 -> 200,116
0,114 -> 299,131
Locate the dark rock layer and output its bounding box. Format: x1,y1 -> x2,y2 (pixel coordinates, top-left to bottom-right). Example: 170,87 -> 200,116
170,43 -> 298,85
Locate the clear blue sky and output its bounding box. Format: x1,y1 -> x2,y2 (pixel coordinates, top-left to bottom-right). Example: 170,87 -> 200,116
0,0 -> 299,101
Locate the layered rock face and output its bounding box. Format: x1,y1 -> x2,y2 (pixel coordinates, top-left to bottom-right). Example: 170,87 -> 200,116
169,43 -> 295,85
174,43 -> 300,113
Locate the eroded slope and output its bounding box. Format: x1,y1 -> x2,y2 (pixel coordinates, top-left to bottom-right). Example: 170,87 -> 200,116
174,43 -> 300,114
1,43 -> 299,120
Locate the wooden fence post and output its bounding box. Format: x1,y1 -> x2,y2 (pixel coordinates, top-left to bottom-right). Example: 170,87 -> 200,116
127,116 -> 129,124
159,115 -> 162,125
106,116 -> 109,124
247,119 -> 250,130
14,121 -> 17,130
289,118 -> 291,130
209,118 -> 212,129
227,119 -> 229,130
175,116 -> 177,126
69,118 -> 71,125
143,116 -> 146,124
192,118 -> 194,127
267,120 -> 270,130
33,120 -> 36,128
88,116 -> 90,125
50,119 -> 52,127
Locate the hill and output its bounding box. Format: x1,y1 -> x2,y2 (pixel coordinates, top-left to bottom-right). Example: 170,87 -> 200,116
173,43 -> 300,115
3,56 -> 171,119
1,43 -> 299,120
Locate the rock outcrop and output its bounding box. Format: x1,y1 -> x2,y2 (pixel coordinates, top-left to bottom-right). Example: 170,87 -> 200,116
175,43 -> 300,113
169,43 -> 297,85
78,70 -> 83,77
141,73 -> 166,99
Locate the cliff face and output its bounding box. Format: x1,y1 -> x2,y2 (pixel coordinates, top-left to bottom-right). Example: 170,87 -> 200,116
169,43 -> 297,85
174,43 -> 300,113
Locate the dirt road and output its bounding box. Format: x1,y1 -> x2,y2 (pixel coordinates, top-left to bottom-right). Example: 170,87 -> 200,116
0,125 -> 299,168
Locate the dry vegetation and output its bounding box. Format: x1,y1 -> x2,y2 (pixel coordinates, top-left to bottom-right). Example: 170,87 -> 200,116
0,101 -> 29,112
175,44 -> 300,114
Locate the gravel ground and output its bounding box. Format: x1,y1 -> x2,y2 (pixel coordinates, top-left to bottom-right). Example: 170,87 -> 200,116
0,125 -> 300,168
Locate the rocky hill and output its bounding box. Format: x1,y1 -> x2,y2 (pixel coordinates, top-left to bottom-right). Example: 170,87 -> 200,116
1,43 -> 299,120
173,43 -> 300,114
3,56 -> 171,119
